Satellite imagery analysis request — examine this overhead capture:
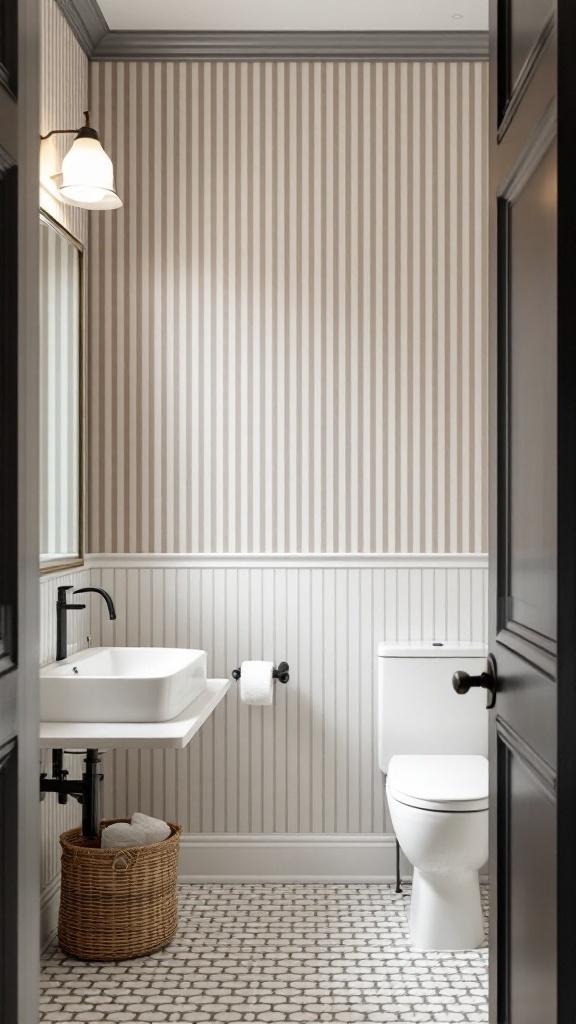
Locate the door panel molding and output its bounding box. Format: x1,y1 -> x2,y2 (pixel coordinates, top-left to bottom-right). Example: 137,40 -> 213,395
0,155 -> 18,681
496,716 -> 556,796
497,625 -> 556,679
0,737 -> 17,1023
496,733 -> 510,1024
501,619 -> 556,658
496,111 -> 557,642
497,107 -> 557,669
497,99 -> 557,203
556,3 -> 576,1018
497,8 -> 556,140
496,731 -> 557,1023
0,0 -> 17,98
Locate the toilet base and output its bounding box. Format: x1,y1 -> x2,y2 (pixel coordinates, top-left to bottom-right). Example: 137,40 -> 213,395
409,867 -> 485,951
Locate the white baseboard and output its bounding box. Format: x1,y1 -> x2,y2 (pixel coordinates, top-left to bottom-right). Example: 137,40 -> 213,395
40,874 -> 60,952
178,832 -> 409,883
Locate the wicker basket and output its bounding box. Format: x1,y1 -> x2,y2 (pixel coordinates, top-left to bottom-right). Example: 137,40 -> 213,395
58,818 -> 181,961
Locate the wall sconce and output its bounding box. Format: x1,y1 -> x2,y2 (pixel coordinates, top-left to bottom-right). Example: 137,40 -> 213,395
40,111 -> 122,211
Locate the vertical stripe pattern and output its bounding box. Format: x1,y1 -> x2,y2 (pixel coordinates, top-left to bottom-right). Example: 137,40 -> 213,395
88,561 -> 488,835
88,60 -> 489,555
40,0 -> 88,245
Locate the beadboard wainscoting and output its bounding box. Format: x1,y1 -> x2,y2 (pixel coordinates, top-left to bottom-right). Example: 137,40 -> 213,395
80,553 -> 489,879
39,554 -> 487,930
40,567 -> 91,948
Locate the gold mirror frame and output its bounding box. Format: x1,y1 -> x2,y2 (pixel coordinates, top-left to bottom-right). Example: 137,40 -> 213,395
39,210 -> 85,575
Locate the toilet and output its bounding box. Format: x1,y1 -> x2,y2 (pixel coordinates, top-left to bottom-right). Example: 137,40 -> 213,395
378,640 -> 489,951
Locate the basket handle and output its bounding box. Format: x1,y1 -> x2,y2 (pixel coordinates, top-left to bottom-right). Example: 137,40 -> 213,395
112,849 -> 139,871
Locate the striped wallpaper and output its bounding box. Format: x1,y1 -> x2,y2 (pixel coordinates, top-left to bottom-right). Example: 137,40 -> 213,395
88,59 -> 489,555
40,0 -> 88,245
91,558 -> 488,834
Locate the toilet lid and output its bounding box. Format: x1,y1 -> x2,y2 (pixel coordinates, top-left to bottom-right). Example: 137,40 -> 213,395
387,754 -> 489,812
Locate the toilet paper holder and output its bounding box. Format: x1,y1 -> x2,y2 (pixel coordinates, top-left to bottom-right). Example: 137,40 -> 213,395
231,661 -> 290,684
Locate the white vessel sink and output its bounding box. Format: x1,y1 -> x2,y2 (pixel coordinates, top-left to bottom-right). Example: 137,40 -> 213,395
40,647 -> 208,723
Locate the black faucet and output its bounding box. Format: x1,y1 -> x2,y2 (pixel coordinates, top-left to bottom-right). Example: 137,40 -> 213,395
56,585 -> 117,661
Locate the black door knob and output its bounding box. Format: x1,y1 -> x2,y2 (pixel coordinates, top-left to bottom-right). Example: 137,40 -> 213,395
452,654 -> 498,709
453,670 -> 478,694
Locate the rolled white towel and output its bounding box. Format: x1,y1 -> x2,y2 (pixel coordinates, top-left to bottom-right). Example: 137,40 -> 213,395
101,822 -> 148,850
131,811 -> 171,844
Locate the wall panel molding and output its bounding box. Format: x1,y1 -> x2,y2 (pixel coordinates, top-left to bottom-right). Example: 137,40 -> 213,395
87,552 -> 489,570
95,557 -> 488,835
39,557 -> 488,898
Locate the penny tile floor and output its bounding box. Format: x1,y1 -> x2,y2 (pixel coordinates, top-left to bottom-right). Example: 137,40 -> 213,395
40,883 -> 488,1023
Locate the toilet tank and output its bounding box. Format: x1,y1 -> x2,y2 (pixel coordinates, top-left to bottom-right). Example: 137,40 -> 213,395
378,641 -> 488,772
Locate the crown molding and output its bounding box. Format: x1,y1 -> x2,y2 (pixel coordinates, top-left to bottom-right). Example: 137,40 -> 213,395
92,29 -> 489,61
54,0 -> 108,55
55,3 -> 489,62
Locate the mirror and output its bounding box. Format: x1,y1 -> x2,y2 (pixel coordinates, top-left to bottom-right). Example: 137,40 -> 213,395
39,212 -> 84,572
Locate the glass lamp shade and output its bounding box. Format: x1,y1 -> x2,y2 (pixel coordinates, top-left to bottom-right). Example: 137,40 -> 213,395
59,137 -> 123,210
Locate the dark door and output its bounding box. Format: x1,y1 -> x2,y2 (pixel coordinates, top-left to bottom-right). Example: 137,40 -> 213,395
0,86 -> 19,1022
489,1 -> 576,1021
0,0 -> 40,1019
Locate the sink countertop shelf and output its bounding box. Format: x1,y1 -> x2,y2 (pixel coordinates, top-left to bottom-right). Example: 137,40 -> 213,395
39,677 -> 230,749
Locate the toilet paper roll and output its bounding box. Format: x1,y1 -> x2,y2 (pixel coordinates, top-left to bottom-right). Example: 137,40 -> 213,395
240,660 -> 275,706
131,811 -> 171,844
101,822 -> 148,850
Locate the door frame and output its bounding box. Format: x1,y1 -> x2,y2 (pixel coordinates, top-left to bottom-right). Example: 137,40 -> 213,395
556,3 -> 576,1019
16,0 -> 41,1020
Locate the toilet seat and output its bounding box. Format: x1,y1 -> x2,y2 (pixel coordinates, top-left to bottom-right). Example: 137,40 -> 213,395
387,754 -> 488,812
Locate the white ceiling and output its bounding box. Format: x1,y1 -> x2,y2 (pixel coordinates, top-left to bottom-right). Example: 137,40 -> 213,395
97,0 -> 488,33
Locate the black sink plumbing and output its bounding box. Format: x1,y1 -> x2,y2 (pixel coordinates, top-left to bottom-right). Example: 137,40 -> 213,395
40,749 -> 102,838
